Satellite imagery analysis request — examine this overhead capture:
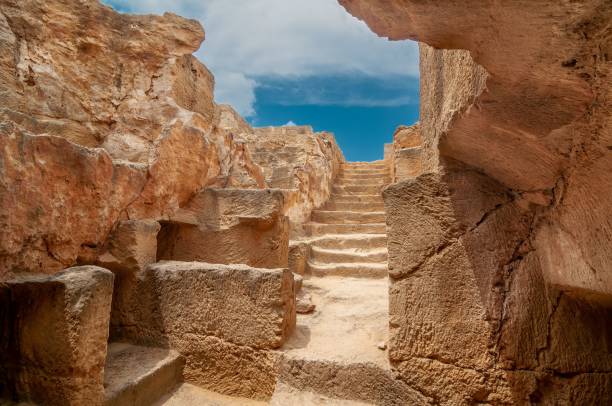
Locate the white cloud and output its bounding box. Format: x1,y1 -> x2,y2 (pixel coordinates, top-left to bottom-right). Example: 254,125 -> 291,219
104,0 -> 419,116
213,71 -> 257,116
284,120 -> 297,126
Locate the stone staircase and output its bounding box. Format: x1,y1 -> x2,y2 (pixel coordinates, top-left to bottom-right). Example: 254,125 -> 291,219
305,161 -> 390,278
267,161 -> 427,405
102,162 -> 426,405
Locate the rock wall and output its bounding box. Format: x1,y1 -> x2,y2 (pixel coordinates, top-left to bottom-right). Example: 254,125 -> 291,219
0,0 -> 267,279
387,124 -> 424,181
111,261 -> 296,399
157,188 -> 290,268
215,112 -> 346,234
216,108 -> 346,234
0,0 -> 344,279
0,266 -> 114,405
249,126 -> 345,232
340,0 -> 612,403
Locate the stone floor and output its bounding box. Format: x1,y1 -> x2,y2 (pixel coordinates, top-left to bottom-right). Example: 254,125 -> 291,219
282,276 -> 389,368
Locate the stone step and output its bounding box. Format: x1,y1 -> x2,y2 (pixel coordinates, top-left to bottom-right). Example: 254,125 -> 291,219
305,222 -> 386,236
341,169 -> 389,176
271,381 -> 372,405
276,277 -> 428,405
328,194 -> 383,204
337,172 -> 390,180
275,358 -> 428,406
309,234 -> 387,250
307,261 -> 388,278
341,162 -> 386,170
323,201 -> 385,212
311,210 -> 386,224
104,343 -> 184,406
153,383 -> 266,405
335,178 -> 387,187
310,247 -> 388,264
333,185 -> 383,195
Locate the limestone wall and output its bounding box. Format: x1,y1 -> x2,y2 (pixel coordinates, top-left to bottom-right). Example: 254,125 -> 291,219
111,261 -> 295,399
0,267 -> 114,405
341,0 -> 612,403
0,0 -> 264,279
387,124 -> 425,182
0,0 -> 343,279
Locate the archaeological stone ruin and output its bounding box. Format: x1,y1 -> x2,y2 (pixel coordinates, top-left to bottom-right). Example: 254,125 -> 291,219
0,0 -> 611,405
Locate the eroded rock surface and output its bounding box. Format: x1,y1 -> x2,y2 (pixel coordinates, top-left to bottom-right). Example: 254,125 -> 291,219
158,188 -> 290,268
0,0 -> 267,278
246,125 -> 346,233
341,0 -> 612,403
111,261 -> 295,400
0,266 -> 114,405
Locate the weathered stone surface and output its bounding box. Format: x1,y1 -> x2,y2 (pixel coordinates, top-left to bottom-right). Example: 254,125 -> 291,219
339,0 -> 609,188
181,335 -> 281,400
0,122 -> 146,280
247,126 -> 345,232
158,188 -> 290,268
393,147 -> 423,181
288,241 -> 309,276
0,0 -> 265,277
342,2 -> 612,402
113,261 -> 295,349
96,220 -> 161,273
103,343 -> 184,406
0,266 -> 114,405
277,358 -> 431,405
296,292 -> 315,314
340,0 -> 612,302
393,124 -> 421,149
110,261 -> 294,400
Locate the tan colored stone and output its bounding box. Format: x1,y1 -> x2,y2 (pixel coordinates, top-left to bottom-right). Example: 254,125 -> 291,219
0,122 -> 147,279
158,188 -> 290,268
296,292 -> 315,314
0,266 -> 114,405
113,261 -> 295,349
110,261 -> 294,400
181,335 -> 281,400
288,241 -> 309,276
96,220 -> 161,273
394,147 -> 423,181
248,126 -> 345,232
0,0 -> 266,277
104,343 -> 184,406
393,124 -> 421,149
277,358 -> 431,405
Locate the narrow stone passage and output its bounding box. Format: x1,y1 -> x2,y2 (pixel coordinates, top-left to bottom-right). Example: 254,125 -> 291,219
266,161 -> 426,405
305,160 -> 390,277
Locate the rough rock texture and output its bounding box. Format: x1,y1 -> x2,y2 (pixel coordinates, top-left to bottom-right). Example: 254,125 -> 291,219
288,241 -> 309,276
388,124 -> 423,181
111,261 -> 295,400
0,0 -> 265,279
96,220 -> 161,273
341,0 -> 612,403
157,188 -> 289,268
0,266 -> 114,405
246,125 -> 345,233
0,122 -> 147,279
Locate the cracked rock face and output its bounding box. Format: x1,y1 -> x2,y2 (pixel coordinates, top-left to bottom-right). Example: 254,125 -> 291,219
0,0 -> 267,278
341,0 -> 612,403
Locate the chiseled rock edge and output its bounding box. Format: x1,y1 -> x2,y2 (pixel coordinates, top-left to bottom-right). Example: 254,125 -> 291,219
111,260 -> 296,400
0,266 -> 114,405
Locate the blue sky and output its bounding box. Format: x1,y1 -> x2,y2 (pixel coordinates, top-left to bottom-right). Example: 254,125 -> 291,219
102,0 -> 419,161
